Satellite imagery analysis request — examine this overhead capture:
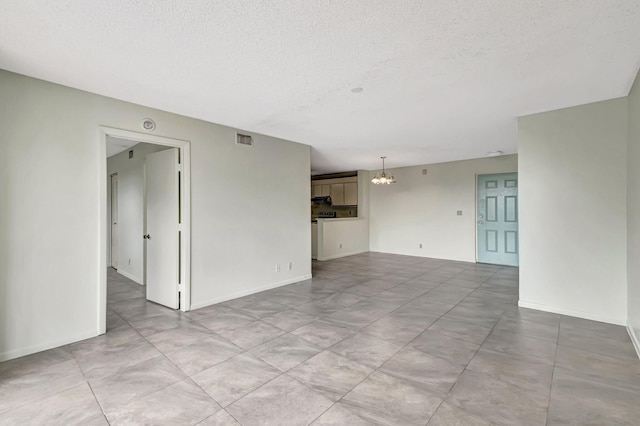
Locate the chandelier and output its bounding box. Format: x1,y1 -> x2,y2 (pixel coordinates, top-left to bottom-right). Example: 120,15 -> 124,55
371,156 -> 396,184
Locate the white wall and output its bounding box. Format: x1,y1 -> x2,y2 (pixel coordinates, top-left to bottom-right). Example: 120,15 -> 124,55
0,70 -> 311,360
317,218 -> 369,261
106,141 -> 168,284
518,98 -> 628,325
628,69 -> 640,352
368,155 -> 517,262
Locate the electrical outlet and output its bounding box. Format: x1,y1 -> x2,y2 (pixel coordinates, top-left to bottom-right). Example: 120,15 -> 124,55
339,243 -> 343,249
419,243 -> 423,248
422,168 -> 427,175
275,264 -> 280,272
288,262 -> 292,270
128,259 -> 131,265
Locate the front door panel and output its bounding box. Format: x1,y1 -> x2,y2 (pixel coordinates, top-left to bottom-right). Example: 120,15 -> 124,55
477,173 -> 519,266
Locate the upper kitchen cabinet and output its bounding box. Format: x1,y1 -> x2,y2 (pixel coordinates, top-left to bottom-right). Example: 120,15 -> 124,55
330,183 -> 345,205
311,174 -> 358,207
344,182 -> 358,206
312,184 -> 331,197
329,182 -> 358,206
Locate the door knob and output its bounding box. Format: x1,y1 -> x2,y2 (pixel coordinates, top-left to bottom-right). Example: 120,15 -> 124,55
143,234 -> 151,240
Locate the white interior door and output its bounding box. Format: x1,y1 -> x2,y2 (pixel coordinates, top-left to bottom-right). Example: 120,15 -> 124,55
110,174 -> 118,269
146,148 -> 179,309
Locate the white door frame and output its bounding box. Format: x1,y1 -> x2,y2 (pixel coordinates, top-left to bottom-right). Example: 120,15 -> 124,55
98,126 -> 192,334
110,173 -> 118,269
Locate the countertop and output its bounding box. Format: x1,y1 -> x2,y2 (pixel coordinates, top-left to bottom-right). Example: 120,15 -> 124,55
312,217 -> 362,222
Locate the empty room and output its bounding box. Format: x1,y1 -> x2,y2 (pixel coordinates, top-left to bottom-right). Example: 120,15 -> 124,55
1,1 -> 639,425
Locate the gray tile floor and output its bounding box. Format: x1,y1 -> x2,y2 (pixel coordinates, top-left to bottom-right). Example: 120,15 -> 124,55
1,252 -> 639,425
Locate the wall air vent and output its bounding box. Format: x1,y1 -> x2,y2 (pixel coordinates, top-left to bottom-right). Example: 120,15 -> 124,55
236,132 -> 253,146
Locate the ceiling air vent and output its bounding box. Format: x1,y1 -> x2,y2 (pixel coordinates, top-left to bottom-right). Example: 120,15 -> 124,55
236,132 -> 253,146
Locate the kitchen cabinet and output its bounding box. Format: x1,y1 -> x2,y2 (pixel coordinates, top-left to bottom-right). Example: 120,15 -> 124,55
330,183 -> 357,206
344,182 -> 358,206
311,177 -> 357,206
330,183 -> 344,206
312,184 -> 330,197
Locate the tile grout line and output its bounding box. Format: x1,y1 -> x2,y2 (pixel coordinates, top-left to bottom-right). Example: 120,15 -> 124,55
544,315 -> 563,426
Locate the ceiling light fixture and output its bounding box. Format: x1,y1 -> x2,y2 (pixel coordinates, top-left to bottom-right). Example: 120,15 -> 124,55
371,156 -> 396,184
141,118 -> 156,131
351,87 -> 364,93
487,150 -> 503,157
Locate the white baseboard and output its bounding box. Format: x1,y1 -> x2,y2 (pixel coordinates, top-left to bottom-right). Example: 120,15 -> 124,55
318,249 -> 368,261
117,269 -> 143,285
628,326 -> 640,360
517,300 -> 626,326
0,329 -> 99,362
189,274 -> 312,310
367,250 -> 476,264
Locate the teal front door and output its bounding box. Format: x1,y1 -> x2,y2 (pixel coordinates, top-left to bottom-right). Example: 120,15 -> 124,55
477,173 -> 519,266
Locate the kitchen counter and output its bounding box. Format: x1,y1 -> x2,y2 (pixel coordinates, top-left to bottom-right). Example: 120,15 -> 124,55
311,222 -> 318,259
312,217 -> 368,261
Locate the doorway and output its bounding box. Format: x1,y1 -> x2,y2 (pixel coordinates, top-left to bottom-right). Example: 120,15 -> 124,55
476,172 -> 519,267
99,127 -> 192,334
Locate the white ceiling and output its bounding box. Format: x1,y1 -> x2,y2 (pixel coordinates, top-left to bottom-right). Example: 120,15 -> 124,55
2,1 -> 639,173
106,136 -> 138,158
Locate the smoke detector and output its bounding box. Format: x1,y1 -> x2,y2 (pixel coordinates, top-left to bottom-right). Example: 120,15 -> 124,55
141,118 -> 156,131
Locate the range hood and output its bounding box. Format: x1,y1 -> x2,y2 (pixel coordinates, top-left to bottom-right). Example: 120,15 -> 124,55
311,196 -> 332,204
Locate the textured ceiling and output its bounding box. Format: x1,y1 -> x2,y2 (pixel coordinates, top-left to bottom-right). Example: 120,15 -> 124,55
2,1 -> 639,173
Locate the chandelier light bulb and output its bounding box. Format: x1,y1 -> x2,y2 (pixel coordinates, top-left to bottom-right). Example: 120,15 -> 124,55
371,156 -> 396,184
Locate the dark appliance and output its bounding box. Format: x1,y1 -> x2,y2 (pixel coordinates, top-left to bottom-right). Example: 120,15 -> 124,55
311,196 -> 332,204
317,211 -> 337,218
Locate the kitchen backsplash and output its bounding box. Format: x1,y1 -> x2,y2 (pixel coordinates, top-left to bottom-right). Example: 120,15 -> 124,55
312,204 -> 358,219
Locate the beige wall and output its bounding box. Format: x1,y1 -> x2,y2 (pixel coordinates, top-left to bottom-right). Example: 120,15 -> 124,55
0,70 -> 311,361
628,69 -> 640,351
518,98 -> 628,325
368,155 -> 518,262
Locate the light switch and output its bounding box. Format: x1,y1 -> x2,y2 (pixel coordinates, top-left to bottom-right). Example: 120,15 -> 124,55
457,210 -> 463,216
